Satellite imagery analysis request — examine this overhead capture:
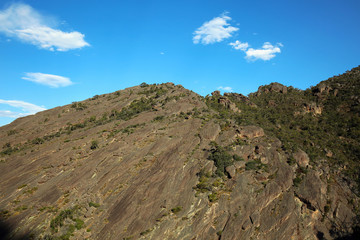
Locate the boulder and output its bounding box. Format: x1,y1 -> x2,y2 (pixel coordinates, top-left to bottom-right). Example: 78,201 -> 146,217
199,121 -> 221,141
218,97 -> 241,113
293,149 -> 310,168
295,170 -> 327,211
254,82 -> 288,96
211,90 -> 221,96
304,102 -> 322,115
226,165 -> 236,178
269,82 -> 288,94
234,161 -> 246,169
237,126 -> 264,139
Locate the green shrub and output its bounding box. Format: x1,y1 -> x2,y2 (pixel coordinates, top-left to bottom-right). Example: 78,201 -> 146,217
74,218 -> 84,230
91,95 -> 99,100
71,102 -> 87,111
208,143 -> 233,176
208,192 -> 218,202
90,140 -> 98,150
152,115 -> 165,122
89,116 -> 96,122
245,160 -> 261,171
32,137 -> 45,145
293,176 -> 302,187
89,202 -> 100,208
7,130 -> 17,136
171,206 -> 182,214
14,205 -> 27,211
140,228 -> 152,236
50,206 -> 79,232
18,184 -> 27,189
109,98 -> 154,121
140,82 -> 149,88
121,123 -> 145,135
233,154 -> 244,161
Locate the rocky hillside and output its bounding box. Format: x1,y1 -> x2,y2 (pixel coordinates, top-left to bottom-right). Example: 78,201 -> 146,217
0,68 -> 359,240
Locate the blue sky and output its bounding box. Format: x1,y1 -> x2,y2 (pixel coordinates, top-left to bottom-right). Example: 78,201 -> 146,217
1,0 -> 359,126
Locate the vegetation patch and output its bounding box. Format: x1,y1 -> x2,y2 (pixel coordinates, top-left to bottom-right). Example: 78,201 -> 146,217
90,140 -> 99,150
121,123 -> 145,135
71,102 -> 87,111
1,143 -> 20,156
208,192 -> 219,202
108,97 -> 154,121
89,202 -> 100,208
50,205 -> 84,236
140,228 -> 153,236
152,115 -> 165,122
171,206 -> 182,214
208,142 -> 234,177
245,160 -> 266,171
7,129 -> 17,136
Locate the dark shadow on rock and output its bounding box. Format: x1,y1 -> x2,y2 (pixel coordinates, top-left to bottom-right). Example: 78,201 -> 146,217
0,219 -> 32,240
333,225 -> 360,240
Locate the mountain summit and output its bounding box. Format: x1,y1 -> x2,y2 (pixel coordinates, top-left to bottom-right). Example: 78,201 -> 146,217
1,68 -> 359,240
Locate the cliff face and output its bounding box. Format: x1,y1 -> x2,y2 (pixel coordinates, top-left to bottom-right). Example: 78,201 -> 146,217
0,68 -> 359,240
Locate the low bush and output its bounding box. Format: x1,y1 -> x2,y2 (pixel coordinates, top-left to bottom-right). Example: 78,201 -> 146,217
171,206 -> 182,214
208,142 -> 233,177
90,140 -> 98,150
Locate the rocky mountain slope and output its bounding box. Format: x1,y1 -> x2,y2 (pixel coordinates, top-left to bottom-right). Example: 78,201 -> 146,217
0,67 -> 359,240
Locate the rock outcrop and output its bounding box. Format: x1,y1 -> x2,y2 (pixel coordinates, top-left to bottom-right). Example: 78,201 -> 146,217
253,82 -> 288,96
293,149 -> 310,168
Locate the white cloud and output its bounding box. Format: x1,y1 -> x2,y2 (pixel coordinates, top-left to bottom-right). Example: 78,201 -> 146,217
22,72 -> 73,88
0,110 -> 26,118
231,40 -> 283,61
0,99 -> 46,118
193,13 -> 238,45
0,3 -> 89,51
229,40 -> 249,51
218,86 -> 233,92
245,42 -> 282,61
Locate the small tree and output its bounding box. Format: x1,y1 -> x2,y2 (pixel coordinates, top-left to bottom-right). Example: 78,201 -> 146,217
140,82 -> 149,88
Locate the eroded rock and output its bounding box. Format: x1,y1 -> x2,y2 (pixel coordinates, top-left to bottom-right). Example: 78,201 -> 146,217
293,149 -> 310,168
237,126 -> 264,139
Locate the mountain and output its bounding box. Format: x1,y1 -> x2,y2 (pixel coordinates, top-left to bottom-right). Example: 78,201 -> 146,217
0,67 -> 359,240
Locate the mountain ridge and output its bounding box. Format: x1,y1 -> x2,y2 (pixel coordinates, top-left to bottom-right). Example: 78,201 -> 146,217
0,67 -> 359,239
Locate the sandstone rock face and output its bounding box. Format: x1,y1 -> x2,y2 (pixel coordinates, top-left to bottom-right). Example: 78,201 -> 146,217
304,102 -> 323,115
236,125 -> 265,139
211,90 -> 221,96
254,82 -> 288,96
225,165 -> 236,178
0,82 -> 358,240
225,93 -> 257,108
269,82 -> 288,93
293,149 -> 310,168
218,96 -> 241,113
313,83 -> 333,97
199,121 -> 221,142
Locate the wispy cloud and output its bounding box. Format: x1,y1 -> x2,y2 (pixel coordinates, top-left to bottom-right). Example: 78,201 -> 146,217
0,110 -> 25,118
229,40 -> 249,51
0,3 -> 89,51
218,86 -> 233,92
0,99 -> 46,118
22,72 -> 73,88
230,41 -> 283,61
245,42 -> 282,61
193,13 -> 238,45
